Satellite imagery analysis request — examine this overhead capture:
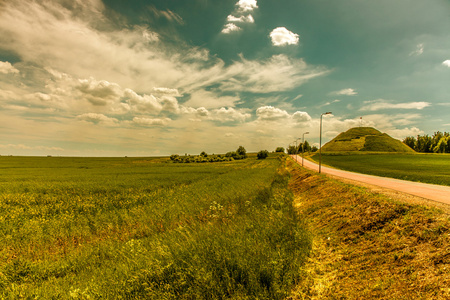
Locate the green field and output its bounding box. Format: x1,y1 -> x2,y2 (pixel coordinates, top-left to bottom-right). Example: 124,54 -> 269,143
311,153 -> 450,186
0,155 -> 310,299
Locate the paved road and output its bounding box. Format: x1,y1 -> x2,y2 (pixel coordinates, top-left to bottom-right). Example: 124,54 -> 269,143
291,155 -> 450,205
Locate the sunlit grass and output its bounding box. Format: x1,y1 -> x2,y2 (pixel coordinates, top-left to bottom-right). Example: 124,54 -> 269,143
311,152 -> 450,186
0,154 -> 310,299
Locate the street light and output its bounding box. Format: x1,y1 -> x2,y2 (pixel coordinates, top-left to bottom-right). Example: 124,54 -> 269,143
302,132 -> 309,166
319,112 -> 332,173
294,138 -> 300,162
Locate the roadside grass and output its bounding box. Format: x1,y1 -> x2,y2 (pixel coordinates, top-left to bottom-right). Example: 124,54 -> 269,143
0,154 -> 310,299
311,152 -> 450,186
287,158 -> 450,299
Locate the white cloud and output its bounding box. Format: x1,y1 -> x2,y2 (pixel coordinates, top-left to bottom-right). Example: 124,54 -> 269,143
227,14 -> 254,23
360,99 -> 431,111
217,54 -> 328,93
387,127 -> 424,140
152,87 -> 181,97
319,99 -> 341,108
333,88 -> 357,96
292,111 -> 312,123
256,106 -> 290,121
409,43 -> 424,56
122,89 -> 163,114
0,61 -> 19,74
132,117 -> 171,126
211,107 -> 251,123
222,23 -> 241,34
76,77 -> 121,106
442,60 -> 450,67
236,0 -> 258,12
184,90 -> 240,109
77,113 -> 118,125
270,27 -> 299,46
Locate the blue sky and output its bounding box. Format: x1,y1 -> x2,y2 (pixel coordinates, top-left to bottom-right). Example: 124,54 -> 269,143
0,0 -> 449,156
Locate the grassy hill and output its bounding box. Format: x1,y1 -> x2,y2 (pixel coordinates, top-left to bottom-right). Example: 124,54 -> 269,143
321,127 -> 415,153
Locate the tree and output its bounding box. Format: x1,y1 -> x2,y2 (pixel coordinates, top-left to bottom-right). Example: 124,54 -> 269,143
275,147 -> 285,153
287,145 -> 297,154
257,150 -> 269,159
403,136 -> 416,150
311,145 -> 318,152
236,146 -> 247,158
433,136 -> 449,153
298,141 -> 311,153
416,135 -> 433,153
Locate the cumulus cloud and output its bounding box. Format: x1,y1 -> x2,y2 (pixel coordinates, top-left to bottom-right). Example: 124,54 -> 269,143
256,106 -> 290,121
152,87 -> 181,97
132,117 -> 171,126
77,113 -> 118,125
222,23 -> 241,34
270,27 -> 299,46
0,61 -> 19,74
442,60 -> 450,67
180,106 -> 250,123
122,89 -> 163,114
333,88 -> 357,96
292,111 -> 312,123
76,77 -> 121,106
222,0 -> 257,34
236,0 -> 258,12
360,99 -> 431,111
211,107 -> 251,123
227,15 -> 254,23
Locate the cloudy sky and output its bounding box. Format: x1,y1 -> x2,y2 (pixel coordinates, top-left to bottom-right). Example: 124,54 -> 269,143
1,0 -> 449,156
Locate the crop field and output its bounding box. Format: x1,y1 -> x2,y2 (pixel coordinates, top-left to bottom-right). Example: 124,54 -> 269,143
0,155 -> 310,299
311,153 -> 450,186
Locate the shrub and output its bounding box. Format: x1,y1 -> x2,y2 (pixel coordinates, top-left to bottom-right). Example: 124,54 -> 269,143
257,150 -> 269,159
275,147 -> 285,153
236,146 -> 247,158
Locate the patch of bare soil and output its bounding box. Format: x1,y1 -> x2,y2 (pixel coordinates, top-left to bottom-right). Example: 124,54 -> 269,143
287,159 -> 450,299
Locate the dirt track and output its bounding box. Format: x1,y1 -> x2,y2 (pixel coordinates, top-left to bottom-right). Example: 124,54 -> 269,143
291,155 -> 450,206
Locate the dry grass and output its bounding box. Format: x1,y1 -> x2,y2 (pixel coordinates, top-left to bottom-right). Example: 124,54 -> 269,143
286,158 -> 450,299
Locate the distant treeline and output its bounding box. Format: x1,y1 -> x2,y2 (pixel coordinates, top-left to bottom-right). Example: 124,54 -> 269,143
286,141 -> 318,155
403,132 -> 450,153
170,146 -> 247,163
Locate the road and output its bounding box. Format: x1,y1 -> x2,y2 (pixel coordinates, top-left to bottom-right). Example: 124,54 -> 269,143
291,155 -> 450,205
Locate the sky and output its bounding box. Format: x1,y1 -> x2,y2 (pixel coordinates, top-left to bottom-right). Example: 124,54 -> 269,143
0,0 -> 449,156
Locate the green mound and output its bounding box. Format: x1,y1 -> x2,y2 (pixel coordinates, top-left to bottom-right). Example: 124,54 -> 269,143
321,127 -> 415,153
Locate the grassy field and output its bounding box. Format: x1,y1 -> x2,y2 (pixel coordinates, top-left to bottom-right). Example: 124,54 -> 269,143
287,158 -> 450,299
311,152 -> 450,186
0,155 -> 310,299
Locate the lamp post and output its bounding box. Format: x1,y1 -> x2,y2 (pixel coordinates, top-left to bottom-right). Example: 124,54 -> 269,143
294,139 -> 300,162
302,132 -> 309,166
319,112 -> 332,173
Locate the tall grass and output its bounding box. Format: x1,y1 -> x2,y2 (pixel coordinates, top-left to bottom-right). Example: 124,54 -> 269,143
0,155 -> 310,299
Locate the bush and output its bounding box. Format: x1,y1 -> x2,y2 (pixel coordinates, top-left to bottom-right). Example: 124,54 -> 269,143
275,147 -> 285,153
236,146 -> 247,158
257,150 -> 269,159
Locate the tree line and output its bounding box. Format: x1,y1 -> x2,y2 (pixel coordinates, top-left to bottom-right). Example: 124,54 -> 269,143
170,146 -> 248,163
286,141 -> 318,155
403,132 -> 450,153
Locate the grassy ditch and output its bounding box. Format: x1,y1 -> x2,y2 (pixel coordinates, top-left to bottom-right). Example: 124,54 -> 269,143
311,153 -> 450,186
287,157 -> 450,299
0,155 -> 310,299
